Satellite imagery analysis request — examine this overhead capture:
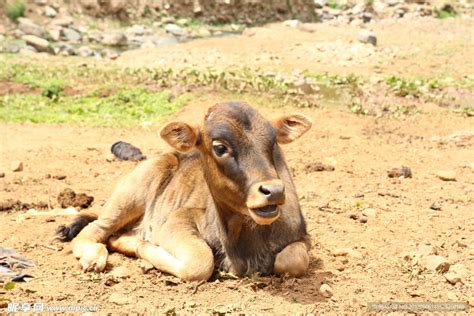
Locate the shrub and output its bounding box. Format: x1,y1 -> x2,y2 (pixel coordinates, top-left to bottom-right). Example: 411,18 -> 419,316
5,0 -> 26,22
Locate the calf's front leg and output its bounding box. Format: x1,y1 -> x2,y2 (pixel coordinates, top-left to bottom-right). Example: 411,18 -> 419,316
273,241 -> 310,277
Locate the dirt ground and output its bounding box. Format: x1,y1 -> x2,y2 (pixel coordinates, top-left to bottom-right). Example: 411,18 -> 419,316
1,17 -> 474,314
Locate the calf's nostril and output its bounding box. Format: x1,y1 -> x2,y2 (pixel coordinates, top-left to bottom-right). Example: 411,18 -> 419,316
259,185 -> 272,196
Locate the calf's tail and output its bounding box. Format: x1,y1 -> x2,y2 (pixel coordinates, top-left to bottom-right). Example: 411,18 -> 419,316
55,211 -> 98,242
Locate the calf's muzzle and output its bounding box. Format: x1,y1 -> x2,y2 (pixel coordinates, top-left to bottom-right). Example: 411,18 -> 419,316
246,179 -> 286,225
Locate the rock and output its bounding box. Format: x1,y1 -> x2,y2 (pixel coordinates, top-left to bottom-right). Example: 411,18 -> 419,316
319,283 -> 333,298
283,19 -> 301,28
139,260 -> 154,274
359,216 -> 368,223
197,27 -> 212,37
0,172 -> 5,178
53,174 -> 67,180
77,46 -> 94,57
35,0 -> 48,5
430,202 -> 442,211
444,264 -> 469,285
10,161 -> 23,172
62,28 -> 82,42
45,6 -> 57,18
111,141 -> 146,161
110,266 -> 131,278
22,35 -> 52,53
127,24 -> 145,36
357,29 -> 377,46
436,170 -> 456,181
48,28 -> 61,41
101,32 -> 127,46
56,43 -> 76,56
52,17 -> 74,27
109,293 -> 137,305
18,18 -> 46,38
387,166 -> 412,178
333,248 -> 363,259
362,208 -> 377,217
165,24 -> 186,36
314,0 -> 327,9
420,255 -> 450,273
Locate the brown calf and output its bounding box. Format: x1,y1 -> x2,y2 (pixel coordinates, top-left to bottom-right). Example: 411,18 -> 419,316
57,102 -> 312,281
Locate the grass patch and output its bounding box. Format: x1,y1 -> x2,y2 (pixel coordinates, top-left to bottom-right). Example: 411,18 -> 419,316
0,88 -> 187,127
4,0 -> 25,22
435,4 -> 457,19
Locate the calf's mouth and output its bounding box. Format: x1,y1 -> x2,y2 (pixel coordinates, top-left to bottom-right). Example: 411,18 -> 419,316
252,205 -> 279,218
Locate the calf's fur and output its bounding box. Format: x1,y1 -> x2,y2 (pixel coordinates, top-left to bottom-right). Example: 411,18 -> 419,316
57,102 -> 312,281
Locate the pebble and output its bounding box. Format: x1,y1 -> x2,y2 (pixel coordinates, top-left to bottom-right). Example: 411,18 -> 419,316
11,161 -> 23,172
110,266 -> 132,278
108,293 -> 137,305
333,248 -> 363,259
357,29 -> 377,46
359,216 -> 368,223
444,263 -> 469,284
22,35 -> 52,53
430,202 -> 442,211
319,283 -> 333,298
139,260 -> 154,274
436,170 -> 456,181
420,255 -> 450,273
45,6 -> 57,18
362,208 -> 377,217
0,172 -> 5,178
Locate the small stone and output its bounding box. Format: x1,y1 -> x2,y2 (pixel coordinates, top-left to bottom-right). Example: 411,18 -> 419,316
22,35 -> 52,53
52,17 -> 74,27
165,23 -> 186,36
283,19 -> 301,28
430,202 -> 442,211
101,32 -> 127,46
349,214 -> 358,220
18,18 -> 46,38
48,28 -> 61,41
333,248 -> 363,259
110,266 -> 131,279
106,154 -> 117,162
436,170 -> 456,181
421,255 -> 450,273
11,161 -> 23,172
139,260 -> 154,274
387,166 -> 412,178
359,216 -> 368,223
62,28 -> 82,42
357,29 -> 377,46
0,172 -> 5,178
362,208 -> 377,217
444,264 -> 469,284
319,283 -> 333,298
109,293 -> 137,305
53,174 -> 67,180
77,46 -> 94,57
45,6 -> 57,18
314,0 -> 327,9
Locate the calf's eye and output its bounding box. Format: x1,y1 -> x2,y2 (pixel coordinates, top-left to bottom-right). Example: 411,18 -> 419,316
212,142 -> 228,157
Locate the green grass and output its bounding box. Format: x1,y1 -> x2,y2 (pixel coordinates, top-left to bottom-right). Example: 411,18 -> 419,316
327,0 -> 345,10
4,0 -> 25,22
0,88 -> 187,127
435,5 -> 457,19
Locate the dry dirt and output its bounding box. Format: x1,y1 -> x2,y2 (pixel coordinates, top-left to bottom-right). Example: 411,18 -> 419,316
1,17 -> 474,314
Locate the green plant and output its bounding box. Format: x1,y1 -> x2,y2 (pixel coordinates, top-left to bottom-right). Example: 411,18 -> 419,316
327,0 -> 344,10
5,0 -> 25,22
42,81 -> 64,100
435,4 -> 457,19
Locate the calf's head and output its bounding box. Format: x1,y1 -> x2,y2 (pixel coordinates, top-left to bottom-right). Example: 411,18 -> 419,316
160,102 -> 311,225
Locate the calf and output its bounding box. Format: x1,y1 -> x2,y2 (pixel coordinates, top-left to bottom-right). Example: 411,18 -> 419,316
57,102 -> 312,281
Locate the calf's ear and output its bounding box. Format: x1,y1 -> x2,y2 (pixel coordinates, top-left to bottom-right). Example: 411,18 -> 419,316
272,114 -> 312,144
160,122 -> 199,152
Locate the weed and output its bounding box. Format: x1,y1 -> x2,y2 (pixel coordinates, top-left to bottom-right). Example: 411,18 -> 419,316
435,4 -> 457,19
327,0 -> 345,10
5,0 -> 25,22
42,81 -> 64,100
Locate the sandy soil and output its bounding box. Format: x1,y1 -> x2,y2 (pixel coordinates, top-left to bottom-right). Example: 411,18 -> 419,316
1,16 -> 474,314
